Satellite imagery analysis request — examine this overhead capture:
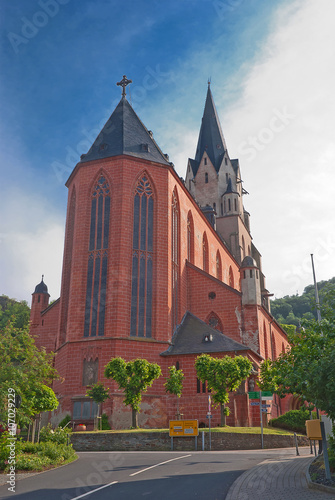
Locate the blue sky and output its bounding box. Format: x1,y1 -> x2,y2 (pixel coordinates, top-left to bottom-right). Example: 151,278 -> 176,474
1,0 -> 335,303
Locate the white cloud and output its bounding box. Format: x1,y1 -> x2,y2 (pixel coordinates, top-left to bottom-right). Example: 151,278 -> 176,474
0,190 -> 64,303
155,0 -> 335,298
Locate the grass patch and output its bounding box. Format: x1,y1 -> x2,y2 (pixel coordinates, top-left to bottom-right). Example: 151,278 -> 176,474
73,426 -> 298,436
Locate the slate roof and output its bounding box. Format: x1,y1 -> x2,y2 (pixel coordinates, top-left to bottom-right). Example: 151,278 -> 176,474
160,312 -> 248,356
193,86 -> 227,174
80,97 -> 170,166
223,178 -> 238,195
231,159 -> 240,175
34,277 -> 48,294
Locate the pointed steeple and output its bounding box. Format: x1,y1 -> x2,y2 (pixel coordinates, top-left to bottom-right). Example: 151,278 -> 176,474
80,90 -> 170,166
194,83 -> 227,172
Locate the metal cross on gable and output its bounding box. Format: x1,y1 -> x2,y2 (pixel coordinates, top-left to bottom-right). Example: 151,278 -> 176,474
117,75 -> 132,97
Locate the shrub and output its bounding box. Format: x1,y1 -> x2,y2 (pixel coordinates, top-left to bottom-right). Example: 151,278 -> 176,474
58,414 -> 71,428
16,453 -> 53,471
39,423 -> 71,444
101,413 -> 111,430
269,408 -> 310,433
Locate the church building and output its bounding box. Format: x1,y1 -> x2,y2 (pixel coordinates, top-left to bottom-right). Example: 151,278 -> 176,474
30,77 -> 291,428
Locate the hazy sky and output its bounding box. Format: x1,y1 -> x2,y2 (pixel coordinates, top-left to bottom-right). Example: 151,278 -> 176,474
1,0 -> 334,304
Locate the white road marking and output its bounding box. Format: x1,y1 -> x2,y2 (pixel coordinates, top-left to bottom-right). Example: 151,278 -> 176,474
71,481 -> 118,499
129,454 -> 192,477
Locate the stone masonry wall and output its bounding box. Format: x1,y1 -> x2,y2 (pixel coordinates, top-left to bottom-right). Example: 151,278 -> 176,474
71,431 -> 309,452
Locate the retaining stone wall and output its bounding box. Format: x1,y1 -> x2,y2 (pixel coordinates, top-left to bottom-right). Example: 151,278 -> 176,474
71,431 -> 309,452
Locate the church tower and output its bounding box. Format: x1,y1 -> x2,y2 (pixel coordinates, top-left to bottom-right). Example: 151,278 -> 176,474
30,276 -> 50,327
185,83 -> 251,265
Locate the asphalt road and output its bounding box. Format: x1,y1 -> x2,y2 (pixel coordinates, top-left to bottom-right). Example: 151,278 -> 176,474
0,449 -> 294,500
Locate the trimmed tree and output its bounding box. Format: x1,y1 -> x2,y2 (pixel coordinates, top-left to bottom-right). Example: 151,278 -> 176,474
195,354 -> 252,426
86,382 -> 110,430
0,319 -> 59,433
164,366 -> 184,419
29,384 -> 59,443
104,357 -> 161,428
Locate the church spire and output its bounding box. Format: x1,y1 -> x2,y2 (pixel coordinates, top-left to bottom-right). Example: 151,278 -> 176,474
194,84 -> 227,172
78,76 -> 170,167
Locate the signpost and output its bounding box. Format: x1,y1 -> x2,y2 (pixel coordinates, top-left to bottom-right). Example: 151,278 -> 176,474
169,420 -> 199,451
248,390 -> 274,449
208,395 -> 211,451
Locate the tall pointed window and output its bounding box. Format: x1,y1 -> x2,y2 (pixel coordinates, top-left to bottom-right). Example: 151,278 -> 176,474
229,266 -> 234,288
130,175 -> 154,338
216,250 -> 222,280
84,175 -> 110,337
187,211 -> 194,263
203,233 -> 209,273
172,190 -> 179,332
207,312 -> 223,333
60,187 -> 76,344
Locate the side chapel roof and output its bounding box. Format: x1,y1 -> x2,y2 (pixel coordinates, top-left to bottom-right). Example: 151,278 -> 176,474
160,312 -> 250,356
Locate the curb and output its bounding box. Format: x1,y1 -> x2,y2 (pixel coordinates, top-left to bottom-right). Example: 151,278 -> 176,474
306,456 -> 335,495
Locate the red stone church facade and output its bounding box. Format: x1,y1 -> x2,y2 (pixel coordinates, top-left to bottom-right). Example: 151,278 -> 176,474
30,80 -> 292,429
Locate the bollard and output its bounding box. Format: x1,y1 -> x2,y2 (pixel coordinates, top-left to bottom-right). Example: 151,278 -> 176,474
202,431 -> 205,451
294,432 -> 300,456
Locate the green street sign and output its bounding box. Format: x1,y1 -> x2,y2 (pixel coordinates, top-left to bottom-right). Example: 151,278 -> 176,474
248,391 -> 260,399
248,391 -> 273,400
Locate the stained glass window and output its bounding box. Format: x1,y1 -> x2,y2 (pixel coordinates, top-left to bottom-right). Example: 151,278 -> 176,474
130,175 -> 154,337
84,175 -> 110,337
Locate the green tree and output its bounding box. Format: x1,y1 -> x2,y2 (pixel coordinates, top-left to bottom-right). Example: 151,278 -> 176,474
29,384 -> 59,443
104,357 -> 161,428
259,287 -> 335,420
0,320 -> 59,433
0,295 -> 30,330
164,366 -> 184,419
195,354 -> 252,426
86,382 -> 110,430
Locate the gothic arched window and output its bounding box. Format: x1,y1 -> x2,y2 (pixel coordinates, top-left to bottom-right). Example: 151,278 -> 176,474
216,251 -> 222,281
271,333 -> 276,360
84,175 -> 110,337
60,187 -> 76,344
187,211 -> 194,263
263,321 -> 269,359
229,266 -> 234,288
171,190 -> 179,332
206,312 -> 223,333
203,233 -> 209,273
130,175 -> 154,338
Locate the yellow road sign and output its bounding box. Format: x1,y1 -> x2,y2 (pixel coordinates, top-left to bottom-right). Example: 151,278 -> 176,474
169,420 -> 198,437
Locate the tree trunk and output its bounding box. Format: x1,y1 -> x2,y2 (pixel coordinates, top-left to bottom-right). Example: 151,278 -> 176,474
220,403 -> 226,426
36,414 -> 41,443
31,418 -> 36,443
131,409 -> 138,428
